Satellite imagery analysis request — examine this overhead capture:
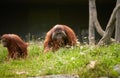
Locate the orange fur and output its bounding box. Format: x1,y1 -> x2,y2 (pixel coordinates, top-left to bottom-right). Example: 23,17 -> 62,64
1,34 -> 28,59
44,24 -> 78,52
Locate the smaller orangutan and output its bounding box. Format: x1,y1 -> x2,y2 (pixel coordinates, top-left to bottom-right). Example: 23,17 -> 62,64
44,24 -> 78,52
0,34 -> 28,59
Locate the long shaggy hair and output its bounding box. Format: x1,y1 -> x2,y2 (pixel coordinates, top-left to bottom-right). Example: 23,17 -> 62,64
44,24 -> 78,52
1,34 -> 28,59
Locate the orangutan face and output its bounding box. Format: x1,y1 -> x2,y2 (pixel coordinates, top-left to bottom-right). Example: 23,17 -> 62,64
52,29 -> 67,40
1,38 -> 8,47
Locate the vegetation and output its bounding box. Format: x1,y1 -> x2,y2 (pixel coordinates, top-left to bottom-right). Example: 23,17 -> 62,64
0,42 -> 120,78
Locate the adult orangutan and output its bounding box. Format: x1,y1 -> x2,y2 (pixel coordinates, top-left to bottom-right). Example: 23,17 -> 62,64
0,34 -> 28,59
44,24 -> 78,52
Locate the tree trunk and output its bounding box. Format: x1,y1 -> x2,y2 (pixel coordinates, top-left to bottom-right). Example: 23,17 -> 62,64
89,0 -> 95,45
92,0 -> 105,37
115,0 -> 120,43
89,0 -> 107,45
94,19 -> 105,37
89,0 -> 117,46
97,4 -> 120,45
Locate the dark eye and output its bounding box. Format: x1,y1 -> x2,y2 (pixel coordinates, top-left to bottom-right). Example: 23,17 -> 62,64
2,39 -> 5,42
1,38 -> 6,42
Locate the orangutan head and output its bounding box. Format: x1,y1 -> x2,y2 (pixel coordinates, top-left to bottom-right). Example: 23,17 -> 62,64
52,26 -> 67,41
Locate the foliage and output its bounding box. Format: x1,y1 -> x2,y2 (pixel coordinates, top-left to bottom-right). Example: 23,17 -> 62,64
0,42 -> 120,78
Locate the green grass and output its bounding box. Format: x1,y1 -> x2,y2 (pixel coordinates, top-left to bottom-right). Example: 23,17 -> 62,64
0,42 -> 120,78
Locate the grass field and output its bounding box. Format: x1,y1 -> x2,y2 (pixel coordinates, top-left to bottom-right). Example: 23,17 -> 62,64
0,42 -> 120,78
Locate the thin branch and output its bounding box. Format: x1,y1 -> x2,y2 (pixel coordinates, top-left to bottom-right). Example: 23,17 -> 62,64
97,4 -> 120,45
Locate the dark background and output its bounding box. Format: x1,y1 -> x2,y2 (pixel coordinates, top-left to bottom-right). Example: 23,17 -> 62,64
0,0 -> 116,42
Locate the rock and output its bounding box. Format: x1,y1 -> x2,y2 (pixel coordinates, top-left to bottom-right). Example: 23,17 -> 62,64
99,77 -> 108,78
28,74 -> 79,78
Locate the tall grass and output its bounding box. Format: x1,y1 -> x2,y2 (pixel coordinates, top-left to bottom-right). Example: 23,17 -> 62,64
0,42 -> 120,78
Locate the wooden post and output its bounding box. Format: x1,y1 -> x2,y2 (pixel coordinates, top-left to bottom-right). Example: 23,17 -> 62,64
89,0 -> 95,45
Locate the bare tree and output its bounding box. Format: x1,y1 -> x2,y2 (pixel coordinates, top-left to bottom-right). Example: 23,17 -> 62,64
89,0 -> 95,45
98,3 -> 120,45
89,0 -> 105,45
115,0 -> 120,43
89,0 -> 120,45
